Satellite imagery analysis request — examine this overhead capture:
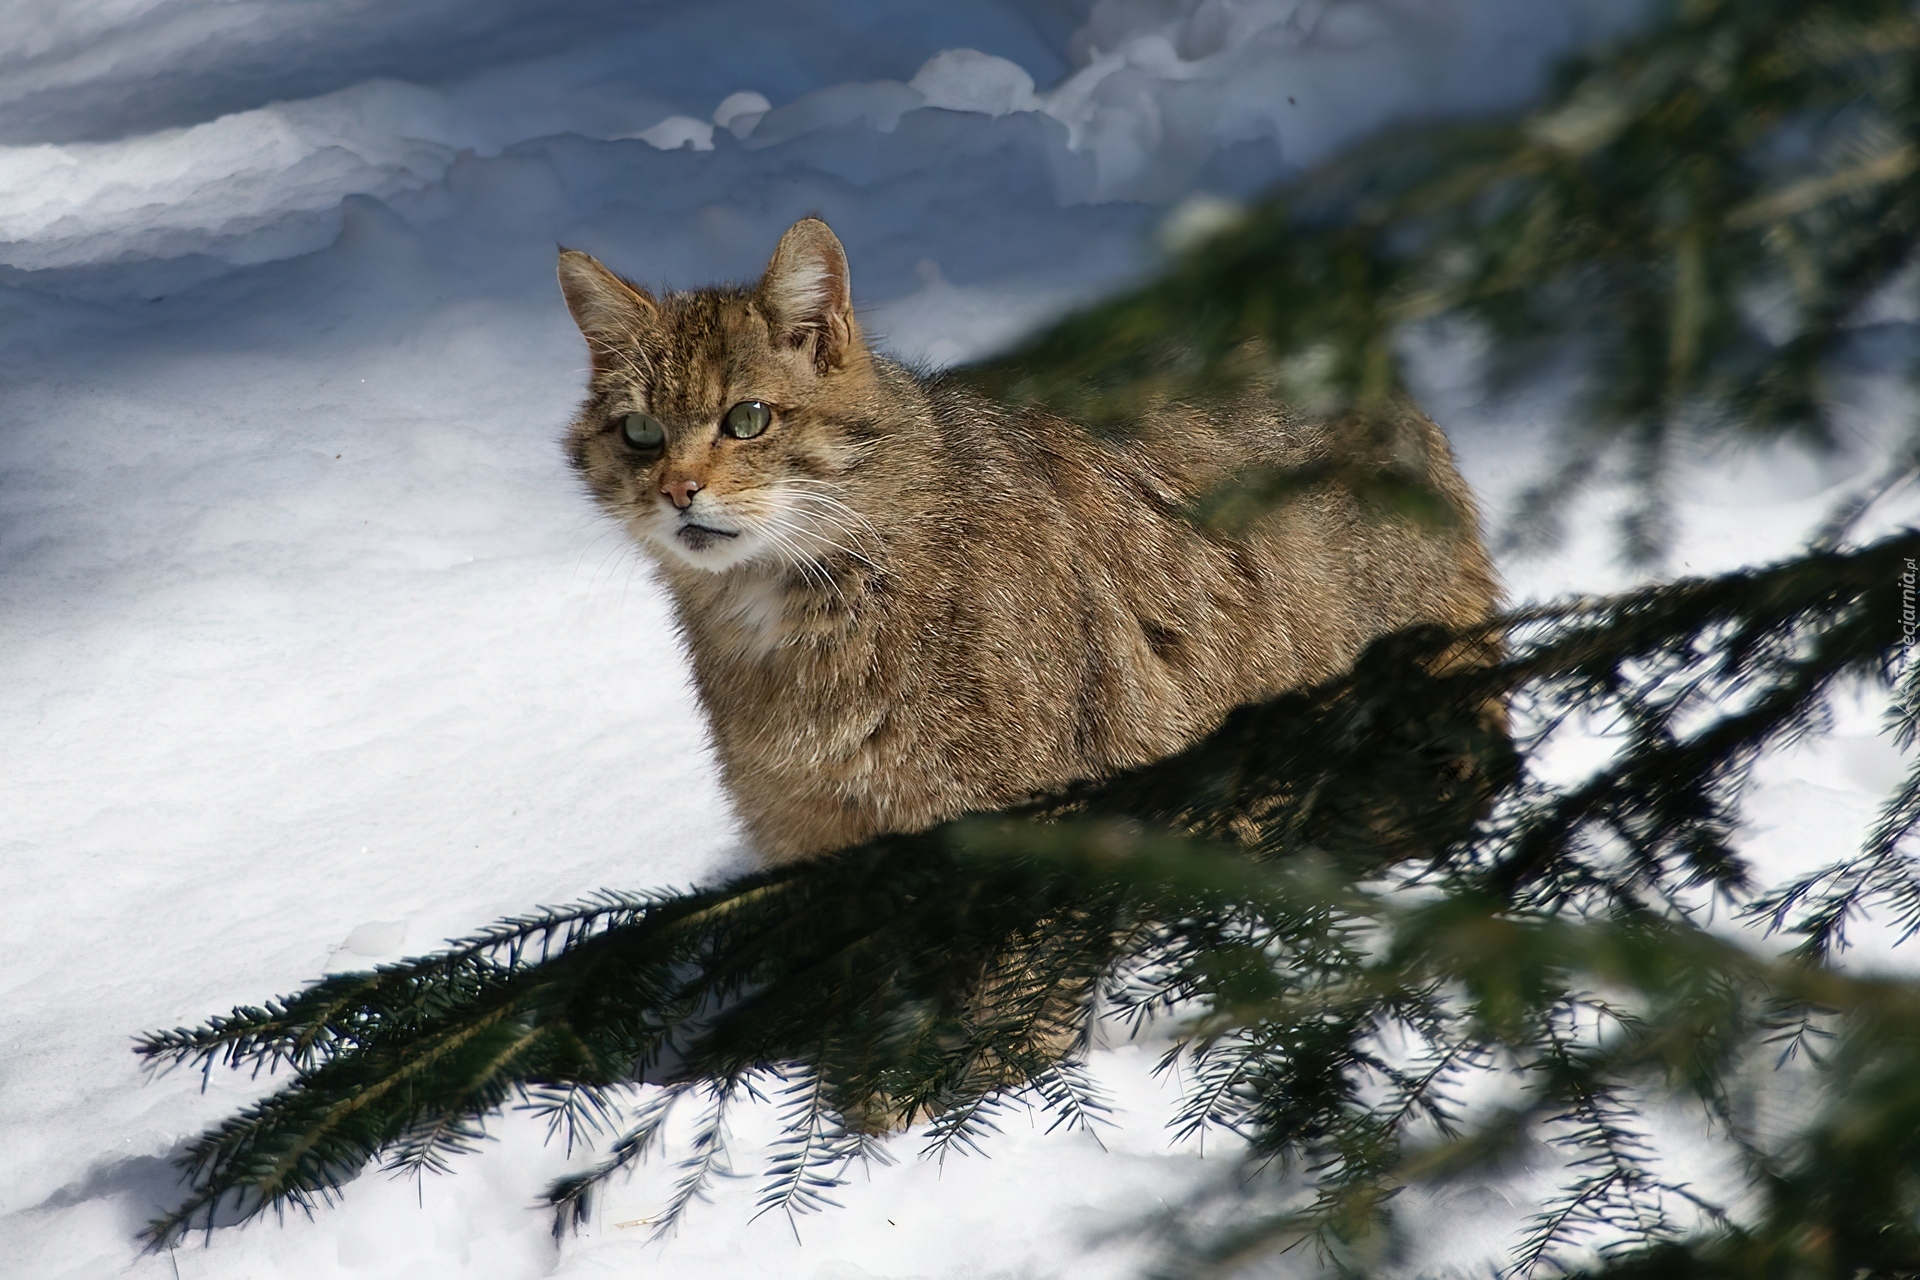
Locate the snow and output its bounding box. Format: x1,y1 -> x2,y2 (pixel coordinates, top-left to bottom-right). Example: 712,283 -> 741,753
910,49 -> 1040,118
0,2 -> 1913,1278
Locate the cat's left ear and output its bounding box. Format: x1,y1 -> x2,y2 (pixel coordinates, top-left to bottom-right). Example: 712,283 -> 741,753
557,249 -> 659,367
760,217 -> 863,375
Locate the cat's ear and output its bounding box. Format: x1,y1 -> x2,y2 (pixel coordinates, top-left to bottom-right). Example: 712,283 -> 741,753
557,249 -> 658,363
759,218 -> 862,375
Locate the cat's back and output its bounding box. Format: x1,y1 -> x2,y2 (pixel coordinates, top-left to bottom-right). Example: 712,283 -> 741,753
910,371 -> 1493,638
896,367 -> 1495,724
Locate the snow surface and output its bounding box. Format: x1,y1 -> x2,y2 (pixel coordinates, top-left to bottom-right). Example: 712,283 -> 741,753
1,2 -> 1914,1278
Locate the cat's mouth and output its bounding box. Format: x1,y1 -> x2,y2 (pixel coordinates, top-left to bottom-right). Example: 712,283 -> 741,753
676,522 -> 740,552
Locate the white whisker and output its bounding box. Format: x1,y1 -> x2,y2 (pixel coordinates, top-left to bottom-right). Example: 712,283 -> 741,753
771,487 -> 888,574
758,518 -> 851,613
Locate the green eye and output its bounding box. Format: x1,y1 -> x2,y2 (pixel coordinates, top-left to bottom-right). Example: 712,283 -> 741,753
620,413 -> 665,449
723,400 -> 772,440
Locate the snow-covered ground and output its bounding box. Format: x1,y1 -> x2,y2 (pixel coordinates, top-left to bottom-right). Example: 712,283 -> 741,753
2,2 -> 1914,1278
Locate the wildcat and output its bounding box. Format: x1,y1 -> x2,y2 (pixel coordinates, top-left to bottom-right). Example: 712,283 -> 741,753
559,217 -> 1499,863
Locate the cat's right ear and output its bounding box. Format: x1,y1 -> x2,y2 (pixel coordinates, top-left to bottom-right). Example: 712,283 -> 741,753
557,249 -> 658,365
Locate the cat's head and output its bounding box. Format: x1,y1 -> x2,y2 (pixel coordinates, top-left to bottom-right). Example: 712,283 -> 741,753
559,217 -> 883,574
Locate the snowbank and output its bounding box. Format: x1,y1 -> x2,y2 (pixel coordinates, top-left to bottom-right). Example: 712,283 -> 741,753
0,0 -> 1637,276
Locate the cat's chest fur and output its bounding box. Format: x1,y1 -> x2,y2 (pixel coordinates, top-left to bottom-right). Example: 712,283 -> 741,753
691,572 -> 812,658
671,562 -> 893,749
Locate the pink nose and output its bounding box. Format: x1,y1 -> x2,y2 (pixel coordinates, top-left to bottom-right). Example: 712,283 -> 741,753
661,477 -> 703,509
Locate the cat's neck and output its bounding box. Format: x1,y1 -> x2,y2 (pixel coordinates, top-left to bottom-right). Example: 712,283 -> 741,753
661,547 -> 875,662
